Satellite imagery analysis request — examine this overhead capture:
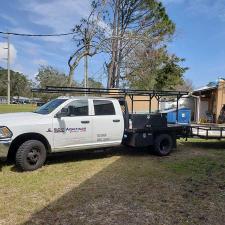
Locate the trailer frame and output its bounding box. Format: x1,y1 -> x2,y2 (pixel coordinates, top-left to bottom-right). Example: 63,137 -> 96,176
190,124 -> 225,140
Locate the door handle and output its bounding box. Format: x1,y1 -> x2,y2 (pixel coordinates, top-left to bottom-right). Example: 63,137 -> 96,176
81,121 -> 90,124
113,119 -> 120,122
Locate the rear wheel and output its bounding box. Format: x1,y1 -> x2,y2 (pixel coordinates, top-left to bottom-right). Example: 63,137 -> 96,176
16,140 -> 47,171
154,134 -> 173,156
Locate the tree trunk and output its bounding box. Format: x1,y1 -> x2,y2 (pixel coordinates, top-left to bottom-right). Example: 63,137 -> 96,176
68,67 -> 75,87
107,0 -> 120,88
114,0 -> 121,88
107,61 -> 113,88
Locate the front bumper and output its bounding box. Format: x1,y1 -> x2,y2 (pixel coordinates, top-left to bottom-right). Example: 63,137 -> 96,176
0,139 -> 11,159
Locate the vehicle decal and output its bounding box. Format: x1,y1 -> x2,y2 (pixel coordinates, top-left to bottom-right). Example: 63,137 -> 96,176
46,128 -> 53,133
54,127 -> 86,133
66,128 -> 86,133
97,138 -> 110,142
97,134 -> 109,142
54,128 -> 65,133
97,134 -> 107,137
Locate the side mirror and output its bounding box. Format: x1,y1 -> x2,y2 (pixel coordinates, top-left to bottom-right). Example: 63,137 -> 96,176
68,106 -> 74,116
55,108 -> 69,118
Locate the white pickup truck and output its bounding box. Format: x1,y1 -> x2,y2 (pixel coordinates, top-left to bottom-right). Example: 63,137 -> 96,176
0,96 -> 186,171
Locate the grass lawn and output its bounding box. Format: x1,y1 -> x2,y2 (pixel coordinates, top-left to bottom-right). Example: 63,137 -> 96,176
0,104 -> 36,114
0,139 -> 225,225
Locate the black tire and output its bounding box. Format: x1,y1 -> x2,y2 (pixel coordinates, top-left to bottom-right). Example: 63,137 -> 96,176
154,134 -> 173,156
16,140 -> 47,171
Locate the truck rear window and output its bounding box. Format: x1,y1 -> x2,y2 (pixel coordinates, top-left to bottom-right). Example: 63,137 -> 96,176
93,100 -> 115,115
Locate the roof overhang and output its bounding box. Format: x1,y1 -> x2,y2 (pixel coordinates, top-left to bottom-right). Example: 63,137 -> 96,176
192,86 -> 217,96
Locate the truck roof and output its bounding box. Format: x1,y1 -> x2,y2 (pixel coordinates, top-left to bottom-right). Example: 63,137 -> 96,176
57,96 -> 117,101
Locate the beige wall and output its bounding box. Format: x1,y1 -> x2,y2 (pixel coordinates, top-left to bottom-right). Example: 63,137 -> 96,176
104,89 -> 158,114
126,96 -> 158,113
216,81 -> 225,119
199,98 -> 209,120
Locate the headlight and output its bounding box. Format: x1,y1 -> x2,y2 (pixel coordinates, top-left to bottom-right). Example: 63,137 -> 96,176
0,127 -> 13,139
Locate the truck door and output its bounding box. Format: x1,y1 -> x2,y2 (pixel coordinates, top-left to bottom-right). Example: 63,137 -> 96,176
53,99 -> 92,150
91,99 -> 124,146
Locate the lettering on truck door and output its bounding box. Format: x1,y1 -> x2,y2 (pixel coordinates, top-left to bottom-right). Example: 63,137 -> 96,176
92,99 -> 124,146
53,99 -> 92,150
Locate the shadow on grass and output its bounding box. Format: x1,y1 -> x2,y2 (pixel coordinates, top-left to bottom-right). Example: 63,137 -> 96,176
21,157 -> 157,225
180,139 -> 225,150
21,149 -> 225,225
0,158 -> 11,172
45,146 -> 151,166
3,138 -> 225,173
1,146 -> 153,172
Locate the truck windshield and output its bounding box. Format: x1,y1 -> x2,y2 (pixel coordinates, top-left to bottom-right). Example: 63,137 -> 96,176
34,99 -> 67,115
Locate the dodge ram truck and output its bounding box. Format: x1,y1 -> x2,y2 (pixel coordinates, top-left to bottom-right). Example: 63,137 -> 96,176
0,96 -> 187,171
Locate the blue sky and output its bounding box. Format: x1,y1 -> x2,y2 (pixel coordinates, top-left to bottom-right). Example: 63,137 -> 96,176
163,0 -> 225,88
0,0 -> 225,88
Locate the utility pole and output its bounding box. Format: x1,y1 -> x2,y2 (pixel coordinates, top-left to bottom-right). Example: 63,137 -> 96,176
7,34 -> 10,105
1,33 -> 10,104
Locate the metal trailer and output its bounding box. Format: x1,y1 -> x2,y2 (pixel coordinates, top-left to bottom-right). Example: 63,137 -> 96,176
190,124 -> 225,140
32,86 -> 190,155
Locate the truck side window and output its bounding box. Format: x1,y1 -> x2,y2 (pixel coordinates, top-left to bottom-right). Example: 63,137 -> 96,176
67,100 -> 89,116
94,100 -> 115,115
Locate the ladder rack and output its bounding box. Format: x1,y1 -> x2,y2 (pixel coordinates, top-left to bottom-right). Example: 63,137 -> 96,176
32,86 -> 189,120
32,86 -> 188,97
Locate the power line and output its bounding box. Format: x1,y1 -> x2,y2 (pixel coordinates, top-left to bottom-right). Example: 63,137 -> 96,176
0,31 -> 74,37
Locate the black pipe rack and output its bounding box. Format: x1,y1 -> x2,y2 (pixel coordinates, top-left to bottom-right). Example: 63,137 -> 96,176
32,86 -> 189,122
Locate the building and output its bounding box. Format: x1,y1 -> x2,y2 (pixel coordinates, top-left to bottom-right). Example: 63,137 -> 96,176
192,78 -> 225,123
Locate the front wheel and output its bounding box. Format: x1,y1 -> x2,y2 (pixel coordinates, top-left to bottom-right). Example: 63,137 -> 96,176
16,140 -> 47,171
154,134 -> 173,156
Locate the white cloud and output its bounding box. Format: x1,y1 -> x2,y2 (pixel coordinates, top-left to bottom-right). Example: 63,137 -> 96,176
161,0 -> 225,21
33,58 -> 48,65
187,0 -> 225,21
19,0 -> 91,33
13,0 -> 92,45
13,63 -> 25,74
0,42 -> 17,64
0,14 -> 18,26
12,62 -> 38,79
160,0 -> 185,5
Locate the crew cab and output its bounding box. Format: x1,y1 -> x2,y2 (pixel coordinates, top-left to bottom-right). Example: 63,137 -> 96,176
0,96 -> 186,171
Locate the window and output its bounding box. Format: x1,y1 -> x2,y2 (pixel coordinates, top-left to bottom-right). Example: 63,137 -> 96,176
66,100 -> 89,116
94,100 -> 115,115
35,99 -> 67,115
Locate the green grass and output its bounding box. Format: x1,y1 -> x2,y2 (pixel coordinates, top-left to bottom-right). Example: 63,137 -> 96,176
166,156 -> 223,178
1,140 -> 225,225
0,104 -> 36,114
